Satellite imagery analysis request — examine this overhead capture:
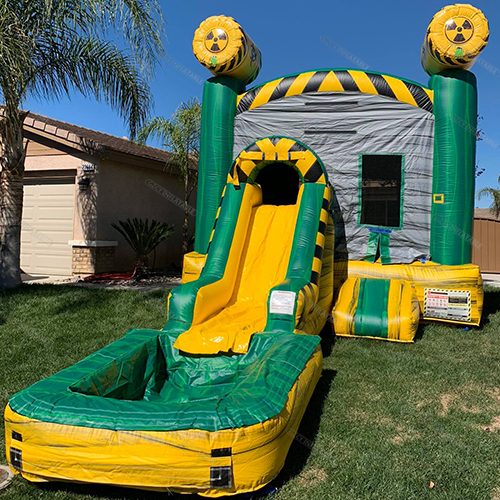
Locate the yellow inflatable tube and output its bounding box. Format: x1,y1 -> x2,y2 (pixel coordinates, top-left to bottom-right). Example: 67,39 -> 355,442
345,261 -> 483,326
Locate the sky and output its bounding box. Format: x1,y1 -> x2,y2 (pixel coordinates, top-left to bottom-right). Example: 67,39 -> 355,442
25,0 -> 500,208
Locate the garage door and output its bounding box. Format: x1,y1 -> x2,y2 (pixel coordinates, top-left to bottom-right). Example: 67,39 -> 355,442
21,178 -> 75,277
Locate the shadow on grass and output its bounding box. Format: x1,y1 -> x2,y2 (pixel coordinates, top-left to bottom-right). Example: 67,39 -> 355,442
320,321 -> 336,358
479,287 -> 500,329
50,287 -> 139,317
0,283 -> 157,322
413,322 -> 426,342
0,284 -> 60,326
263,368 -> 337,493
36,481 -> 194,500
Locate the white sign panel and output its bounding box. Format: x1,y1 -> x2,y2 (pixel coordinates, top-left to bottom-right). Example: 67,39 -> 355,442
424,288 -> 471,321
269,291 -> 296,316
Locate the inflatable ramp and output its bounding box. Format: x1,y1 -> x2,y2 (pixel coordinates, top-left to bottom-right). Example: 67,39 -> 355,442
5,139 -> 335,496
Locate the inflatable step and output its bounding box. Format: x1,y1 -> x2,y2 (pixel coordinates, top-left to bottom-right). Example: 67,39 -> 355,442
333,278 -> 420,343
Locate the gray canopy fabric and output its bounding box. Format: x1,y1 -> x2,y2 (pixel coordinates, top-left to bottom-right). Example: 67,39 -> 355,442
233,91 -> 435,264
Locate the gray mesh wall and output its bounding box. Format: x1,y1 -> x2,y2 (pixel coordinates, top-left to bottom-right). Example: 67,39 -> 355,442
233,92 -> 434,264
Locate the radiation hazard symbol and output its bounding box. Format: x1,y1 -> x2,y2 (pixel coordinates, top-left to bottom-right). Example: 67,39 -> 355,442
445,17 -> 474,44
204,28 -> 228,53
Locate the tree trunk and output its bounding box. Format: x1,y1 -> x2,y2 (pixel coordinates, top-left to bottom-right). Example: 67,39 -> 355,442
133,254 -> 149,278
181,171 -> 189,256
0,109 -> 27,289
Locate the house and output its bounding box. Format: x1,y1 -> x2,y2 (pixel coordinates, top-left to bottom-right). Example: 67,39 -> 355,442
472,208 -> 500,274
19,111 -> 194,278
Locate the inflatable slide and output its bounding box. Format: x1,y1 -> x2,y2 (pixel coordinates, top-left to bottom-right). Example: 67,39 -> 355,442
5,4 -> 490,496
5,139 -> 335,496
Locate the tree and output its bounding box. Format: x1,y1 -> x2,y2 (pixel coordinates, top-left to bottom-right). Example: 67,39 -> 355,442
0,0 -> 164,289
137,98 -> 201,256
475,115 -> 485,178
112,218 -> 174,276
477,175 -> 500,218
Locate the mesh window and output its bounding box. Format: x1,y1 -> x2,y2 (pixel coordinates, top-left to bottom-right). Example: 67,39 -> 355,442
360,154 -> 403,228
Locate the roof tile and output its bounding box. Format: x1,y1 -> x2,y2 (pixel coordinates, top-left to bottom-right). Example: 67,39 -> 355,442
0,108 -> 173,166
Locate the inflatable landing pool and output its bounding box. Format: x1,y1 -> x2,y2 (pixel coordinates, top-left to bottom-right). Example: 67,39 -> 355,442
5,141 -> 335,496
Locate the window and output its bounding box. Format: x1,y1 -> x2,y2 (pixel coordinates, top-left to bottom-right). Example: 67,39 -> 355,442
359,154 -> 403,228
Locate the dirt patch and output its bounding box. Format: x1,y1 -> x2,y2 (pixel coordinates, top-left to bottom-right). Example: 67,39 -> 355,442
461,405 -> 482,414
491,486 -> 500,500
391,430 -> 421,445
439,393 -> 459,416
483,416 -> 500,433
378,416 -> 394,426
487,388 -> 500,404
421,386 -> 500,417
69,268 -> 182,291
299,468 -> 327,487
350,412 -> 398,428
349,410 -> 370,422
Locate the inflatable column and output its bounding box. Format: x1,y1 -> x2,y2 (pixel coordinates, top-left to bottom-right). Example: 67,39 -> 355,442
421,4 -> 489,265
192,16 -> 262,254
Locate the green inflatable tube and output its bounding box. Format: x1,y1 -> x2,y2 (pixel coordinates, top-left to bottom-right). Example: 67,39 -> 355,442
194,76 -> 244,254
429,70 -> 477,265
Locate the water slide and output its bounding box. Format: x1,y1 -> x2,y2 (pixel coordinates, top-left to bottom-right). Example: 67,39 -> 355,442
6,164 -> 335,496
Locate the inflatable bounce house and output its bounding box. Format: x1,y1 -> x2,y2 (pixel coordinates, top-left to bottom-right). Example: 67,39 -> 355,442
4,4 -> 489,497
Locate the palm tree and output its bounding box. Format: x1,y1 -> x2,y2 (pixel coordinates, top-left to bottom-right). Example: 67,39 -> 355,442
112,218 -> 174,276
477,175 -> 500,218
137,98 -> 201,256
0,0 -> 164,289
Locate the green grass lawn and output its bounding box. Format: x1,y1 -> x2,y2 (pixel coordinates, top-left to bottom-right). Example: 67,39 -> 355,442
0,284 -> 499,500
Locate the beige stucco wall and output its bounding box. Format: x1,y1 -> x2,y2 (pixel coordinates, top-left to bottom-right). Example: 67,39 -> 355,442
95,159 -> 195,271
24,139 -> 194,273
25,153 -> 81,171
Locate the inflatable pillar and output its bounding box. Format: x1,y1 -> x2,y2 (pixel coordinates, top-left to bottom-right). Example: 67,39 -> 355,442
421,4 -> 488,265
193,16 -> 261,254
429,71 -> 477,265
195,76 -> 244,254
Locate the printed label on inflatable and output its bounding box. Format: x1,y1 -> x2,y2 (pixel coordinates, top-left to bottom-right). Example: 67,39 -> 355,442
269,291 -> 296,315
423,288 -> 471,322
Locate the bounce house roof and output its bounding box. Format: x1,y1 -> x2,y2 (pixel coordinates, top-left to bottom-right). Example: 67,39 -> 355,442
236,68 -> 434,114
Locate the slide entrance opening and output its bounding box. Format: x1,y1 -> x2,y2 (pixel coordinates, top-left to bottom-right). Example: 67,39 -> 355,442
254,162 -> 301,206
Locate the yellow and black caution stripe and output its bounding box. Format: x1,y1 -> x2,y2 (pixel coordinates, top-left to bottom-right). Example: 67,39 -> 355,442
229,137 -> 327,186
236,70 -> 433,114
206,185 -> 226,254
310,185 -> 331,289
424,35 -> 477,68
297,185 -> 332,315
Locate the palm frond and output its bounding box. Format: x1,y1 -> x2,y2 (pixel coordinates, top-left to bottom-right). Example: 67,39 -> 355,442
136,116 -> 171,146
112,218 -> 174,259
137,98 -> 201,172
0,0 -> 164,137
477,186 -> 500,218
